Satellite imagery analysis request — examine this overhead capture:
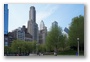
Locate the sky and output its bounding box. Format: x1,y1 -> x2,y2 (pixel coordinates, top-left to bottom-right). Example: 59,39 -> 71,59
8,4 -> 84,32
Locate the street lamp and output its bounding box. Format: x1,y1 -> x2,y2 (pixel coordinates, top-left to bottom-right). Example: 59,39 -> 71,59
77,38 -> 79,56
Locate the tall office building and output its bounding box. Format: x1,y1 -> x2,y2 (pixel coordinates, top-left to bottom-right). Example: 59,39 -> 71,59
52,21 -> 58,27
29,6 -> 36,22
40,20 -> 45,30
27,6 -> 38,41
4,4 -> 9,46
4,4 -> 9,34
39,20 -> 47,44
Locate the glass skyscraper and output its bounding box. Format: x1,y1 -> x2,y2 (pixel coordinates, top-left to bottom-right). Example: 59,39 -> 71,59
4,4 -> 9,34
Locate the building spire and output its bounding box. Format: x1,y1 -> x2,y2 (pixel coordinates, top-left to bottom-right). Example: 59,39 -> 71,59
29,6 -> 36,22
40,20 -> 45,30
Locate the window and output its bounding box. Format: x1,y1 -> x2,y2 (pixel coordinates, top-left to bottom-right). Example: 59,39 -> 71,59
5,42 -> 8,46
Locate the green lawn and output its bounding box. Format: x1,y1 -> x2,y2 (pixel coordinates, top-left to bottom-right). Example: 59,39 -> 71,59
57,50 -> 84,56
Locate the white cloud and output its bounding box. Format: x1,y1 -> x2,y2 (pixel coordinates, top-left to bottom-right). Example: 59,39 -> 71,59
36,5 -> 59,27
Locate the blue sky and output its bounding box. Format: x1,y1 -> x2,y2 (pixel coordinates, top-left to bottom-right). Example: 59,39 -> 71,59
8,4 -> 84,32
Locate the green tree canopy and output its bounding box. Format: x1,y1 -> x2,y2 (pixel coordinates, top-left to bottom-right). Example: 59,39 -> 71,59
10,40 -> 36,53
68,15 -> 84,51
46,24 -> 63,52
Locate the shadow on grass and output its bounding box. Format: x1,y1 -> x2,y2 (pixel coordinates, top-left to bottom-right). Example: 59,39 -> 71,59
57,50 -> 84,56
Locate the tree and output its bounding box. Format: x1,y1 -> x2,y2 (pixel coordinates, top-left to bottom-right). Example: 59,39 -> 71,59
46,24 -> 63,53
60,34 -> 68,51
45,32 -> 53,52
23,41 -> 32,54
37,44 -> 46,53
11,40 -> 34,54
68,15 -> 84,51
4,46 -> 9,54
10,40 -> 20,53
32,41 -> 37,53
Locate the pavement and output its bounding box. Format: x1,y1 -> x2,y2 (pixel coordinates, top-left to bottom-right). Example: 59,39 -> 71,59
29,53 -> 44,56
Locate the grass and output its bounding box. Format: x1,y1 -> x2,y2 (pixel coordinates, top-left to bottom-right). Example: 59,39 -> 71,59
57,50 -> 84,56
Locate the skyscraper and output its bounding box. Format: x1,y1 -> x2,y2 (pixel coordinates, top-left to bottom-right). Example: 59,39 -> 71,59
27,6 -> 38,41
39,20 -> 47,44
52,21 -> 58,27
4,4 -> 9,46
40,20 -> 45,30
4,4 -> 9,34
29,6 -> 36,22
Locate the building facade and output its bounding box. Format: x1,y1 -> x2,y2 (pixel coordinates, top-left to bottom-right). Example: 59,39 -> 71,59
21,25 -> 32,41
52,21 -> 58,27
27,6 -> 38,42
39,20 -> 47,44
4,4 -> 9,34
7,26 -> 32,46
4,34 -> 8,46
4,4 -> 9,46
16,27 -> 25,41
25,32 -> 32,41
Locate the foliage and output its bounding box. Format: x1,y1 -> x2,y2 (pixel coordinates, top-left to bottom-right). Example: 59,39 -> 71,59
68,15 -> 84,51
46,24 -> 63,52
37,44 -> 46,53
60,34 -> 68,51
10,40 -> 37,53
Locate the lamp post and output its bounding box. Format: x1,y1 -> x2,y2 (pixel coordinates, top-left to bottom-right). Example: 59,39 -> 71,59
77,38 -> 79,56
